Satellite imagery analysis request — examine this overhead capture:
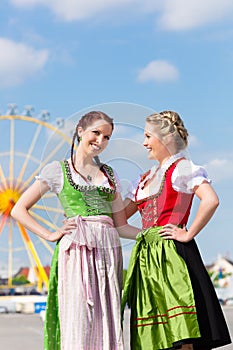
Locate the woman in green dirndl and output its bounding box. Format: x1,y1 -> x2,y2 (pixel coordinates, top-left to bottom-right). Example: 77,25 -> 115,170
122,111 -> 231,349
12,111 -> 140,350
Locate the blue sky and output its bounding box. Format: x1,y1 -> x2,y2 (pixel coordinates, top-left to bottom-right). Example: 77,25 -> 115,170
0,0 -> 233,272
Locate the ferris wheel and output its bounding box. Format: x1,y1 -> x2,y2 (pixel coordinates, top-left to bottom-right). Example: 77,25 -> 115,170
0,104 -> 72,292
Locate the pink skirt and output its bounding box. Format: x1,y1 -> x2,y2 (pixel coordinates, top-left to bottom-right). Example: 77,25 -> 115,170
58,215 -> 124,350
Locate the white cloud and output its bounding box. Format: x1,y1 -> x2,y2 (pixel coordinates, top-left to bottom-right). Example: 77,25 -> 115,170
11,0 -> 46,5
158,0 -> 233,31
188,134 -> 199,147
137,60 -> 179,83
0,38 -> 49,88
10,0 -> 233,30
11,0 -> 136,21
55,0 -> 136,21
205,158 -> 233,182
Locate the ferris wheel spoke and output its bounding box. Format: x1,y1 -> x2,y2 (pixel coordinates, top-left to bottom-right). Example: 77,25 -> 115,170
29,210 -> 59,231
15,124 -> 43,190
20,138 -> 67,192
9,118 -> 15,189
52,212 -> 62,227
8,220 -> 13,286
0,165 -> 8,191
19,226 -> 44,289
33,204 -> 64,214
43,193 -> 57,199
36,236 -> 54,254
0,215 -> 8,236
17,222 -> 49,290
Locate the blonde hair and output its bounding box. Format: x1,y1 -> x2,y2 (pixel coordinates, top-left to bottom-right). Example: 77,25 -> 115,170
146,110 -> 188,151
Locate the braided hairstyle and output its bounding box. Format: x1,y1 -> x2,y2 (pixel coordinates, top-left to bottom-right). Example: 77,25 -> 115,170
146,110 -> 189,151
71,111 -> 114,173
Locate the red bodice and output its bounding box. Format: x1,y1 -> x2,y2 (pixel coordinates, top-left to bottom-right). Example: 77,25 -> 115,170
136,159 -> 194,229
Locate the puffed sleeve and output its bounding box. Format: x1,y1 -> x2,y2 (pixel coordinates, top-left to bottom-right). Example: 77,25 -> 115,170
172,159 -> 211,194
124,176 -> 141,201
35,160 -> 63,194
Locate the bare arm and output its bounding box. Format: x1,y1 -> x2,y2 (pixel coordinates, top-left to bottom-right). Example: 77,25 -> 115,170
186,182 -> 219,239
123,197 -> 138,219
159,182 -> 219,242
11,180 -> 76,242
112,192 -> 140,240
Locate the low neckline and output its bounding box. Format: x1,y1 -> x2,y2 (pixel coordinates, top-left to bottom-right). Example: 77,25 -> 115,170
67,159 -> 105,186
135,158 -> 184,203
63,159 -> 116,193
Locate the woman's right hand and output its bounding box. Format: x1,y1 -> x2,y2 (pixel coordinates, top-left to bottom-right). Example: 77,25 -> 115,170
48,218 -> 77,242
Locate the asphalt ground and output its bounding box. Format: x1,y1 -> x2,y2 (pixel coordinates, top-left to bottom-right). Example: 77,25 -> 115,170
0,307 -> 233,350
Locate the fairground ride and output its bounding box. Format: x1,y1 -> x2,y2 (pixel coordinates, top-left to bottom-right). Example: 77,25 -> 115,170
0,104 -> 72,293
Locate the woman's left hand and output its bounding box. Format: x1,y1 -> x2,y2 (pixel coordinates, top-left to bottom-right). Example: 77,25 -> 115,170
159,224 -> 190,243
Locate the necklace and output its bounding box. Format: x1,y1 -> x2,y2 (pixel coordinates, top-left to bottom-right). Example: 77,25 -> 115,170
70,158 -> 96,183
76,170 -> 93,183
77,168 -> 95,183
86,174 -> 92,182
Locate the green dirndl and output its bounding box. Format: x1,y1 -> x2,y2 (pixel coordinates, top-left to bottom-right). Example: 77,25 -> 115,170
122,227 -> 201,350
44,243 -> 61,350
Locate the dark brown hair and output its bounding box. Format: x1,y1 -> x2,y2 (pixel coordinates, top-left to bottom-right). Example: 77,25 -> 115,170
71,111 -> 114,172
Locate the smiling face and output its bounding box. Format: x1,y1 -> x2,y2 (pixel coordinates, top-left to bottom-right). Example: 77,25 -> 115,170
143,122 -> 170,163
78,119 -> 113,157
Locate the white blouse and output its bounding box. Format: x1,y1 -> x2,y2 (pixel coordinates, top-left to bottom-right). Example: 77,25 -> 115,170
126,153 -> 211,202
36,160 -> 121,194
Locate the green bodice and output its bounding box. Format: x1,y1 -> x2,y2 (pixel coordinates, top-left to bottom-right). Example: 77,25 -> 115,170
58,160 -> 116,218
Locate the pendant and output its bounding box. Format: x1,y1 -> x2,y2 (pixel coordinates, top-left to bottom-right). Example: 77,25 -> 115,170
87,174 -> 92,182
